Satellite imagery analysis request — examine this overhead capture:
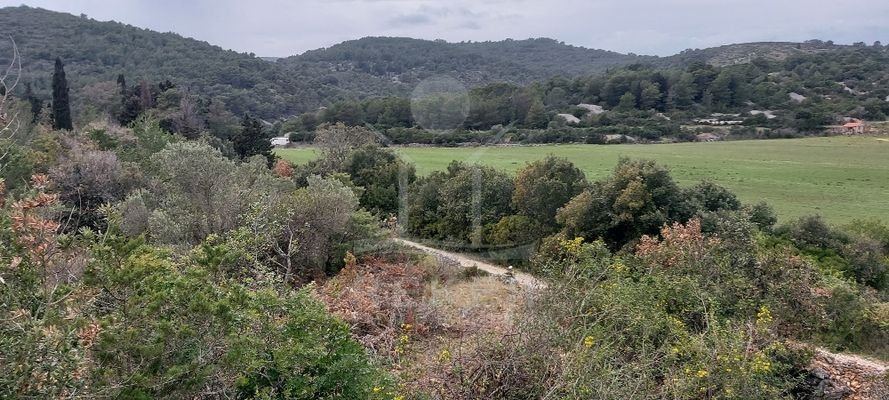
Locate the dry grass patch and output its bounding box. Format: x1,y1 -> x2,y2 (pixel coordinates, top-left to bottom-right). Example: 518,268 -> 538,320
318,254 -> 539,398
427,276 -> 524,336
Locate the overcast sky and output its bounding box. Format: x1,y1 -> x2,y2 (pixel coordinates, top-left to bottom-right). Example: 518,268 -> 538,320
5,0 -> 889,57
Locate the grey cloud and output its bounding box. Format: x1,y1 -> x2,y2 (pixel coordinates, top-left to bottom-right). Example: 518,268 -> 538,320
386,5 -> 487,29
459,20 -> 482,30
388,13 -> 433,27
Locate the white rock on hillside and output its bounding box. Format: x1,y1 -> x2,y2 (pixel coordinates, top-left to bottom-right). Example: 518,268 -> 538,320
750,110 -> 777,119
577,104 -> 606,114
556,113 -> 581,124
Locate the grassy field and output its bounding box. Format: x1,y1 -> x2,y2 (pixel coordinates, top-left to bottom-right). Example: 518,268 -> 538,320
277,136 -> 889,224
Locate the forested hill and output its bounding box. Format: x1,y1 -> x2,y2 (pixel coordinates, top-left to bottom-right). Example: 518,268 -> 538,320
281,37 -> 651,85
0,6 -> 654,119
659,41 -> 851,67
0,5 -> 875,121
0,6 -> 317,119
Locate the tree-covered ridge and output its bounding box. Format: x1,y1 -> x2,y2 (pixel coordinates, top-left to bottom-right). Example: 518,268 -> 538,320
283,36 -> 649,85
2,6 -> 645,120
657,40 -> 849,67
5,5 -> 880,125
293,43 -> 889,144
0,6 -> 333,119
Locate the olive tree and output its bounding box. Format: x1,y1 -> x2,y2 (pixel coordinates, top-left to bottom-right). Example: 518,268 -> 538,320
120,142 -> 287,245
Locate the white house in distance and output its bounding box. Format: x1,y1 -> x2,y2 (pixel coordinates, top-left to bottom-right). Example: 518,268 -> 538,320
270,136 -> 290,147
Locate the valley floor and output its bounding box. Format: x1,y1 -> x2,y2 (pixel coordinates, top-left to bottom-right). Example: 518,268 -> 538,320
278,136 -> 889,224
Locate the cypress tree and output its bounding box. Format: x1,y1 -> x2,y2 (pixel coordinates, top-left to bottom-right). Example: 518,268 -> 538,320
24,82 -> 42,123
116,73 -> 127,108
51,57 -> 73,130
116,73 -> 126,95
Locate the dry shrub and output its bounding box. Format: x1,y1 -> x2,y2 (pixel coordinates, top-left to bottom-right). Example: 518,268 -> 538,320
272,159 -> 294,178
320,253 -> 553,399
9,175 -> 87,285
636,218 -> 721,268
417,254 -> 471,284
319,256 -> 443,355
49,138 -> 132,230
428,276 -> 522,335
402,277 -> 556,399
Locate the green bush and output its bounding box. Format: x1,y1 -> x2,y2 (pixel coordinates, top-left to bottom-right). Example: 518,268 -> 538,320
506,233 -> 813,399
0,226 -> 391,398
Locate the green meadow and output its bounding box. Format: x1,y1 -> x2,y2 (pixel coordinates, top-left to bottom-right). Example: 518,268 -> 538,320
277,136 -> 889,224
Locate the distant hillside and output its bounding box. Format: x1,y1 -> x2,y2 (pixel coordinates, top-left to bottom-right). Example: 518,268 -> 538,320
457,38 -> 654,75
281,37 -> 650,86
0,7 -> 651,119
0,6 -> 876,121
0,6 -> 348,119
660,41 -> 849,67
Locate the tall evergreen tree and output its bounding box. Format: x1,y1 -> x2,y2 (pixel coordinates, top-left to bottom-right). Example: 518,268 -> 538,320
24,82 -> 42,123
524,98 -> 549,128
139,80 -> 153,110
233,114 -> 274,165
115,74 -> 142,126
116,74 -> 127,107
51,57 -> 73,130
616,91 -> 637,111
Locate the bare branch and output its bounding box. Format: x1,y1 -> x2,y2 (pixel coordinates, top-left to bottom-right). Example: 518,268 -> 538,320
0,36 -> 21,113
0,37 -> 22,174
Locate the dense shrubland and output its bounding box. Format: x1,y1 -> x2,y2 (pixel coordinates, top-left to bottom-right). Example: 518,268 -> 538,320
1,98 -> 395,397
384,213 -> 889,399
0,176 -> 391,398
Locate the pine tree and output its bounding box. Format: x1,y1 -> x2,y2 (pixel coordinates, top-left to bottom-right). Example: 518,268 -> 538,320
639,82 -> 663,111
233,114 -> 274,165
51,57 -> 73,130
616,91 -> 637,112
524,98 -> 549,128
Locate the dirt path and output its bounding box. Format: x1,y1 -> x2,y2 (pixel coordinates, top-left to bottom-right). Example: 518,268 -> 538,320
814,347 -> 889,374
393,238 -> 546,289
809,346 -> 889,399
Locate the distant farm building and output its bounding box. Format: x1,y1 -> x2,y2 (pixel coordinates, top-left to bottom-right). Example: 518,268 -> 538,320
270,136 -> 290,147
693,118 -> 743,126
